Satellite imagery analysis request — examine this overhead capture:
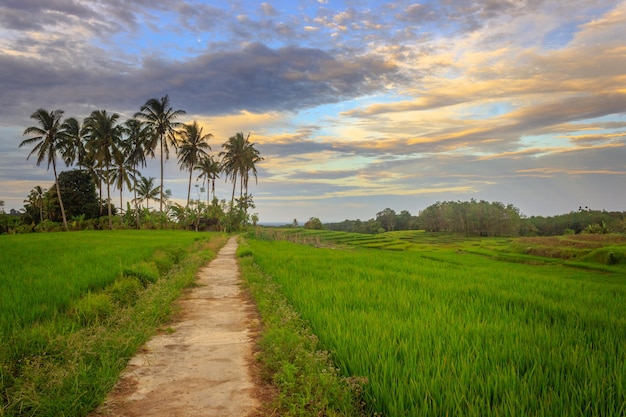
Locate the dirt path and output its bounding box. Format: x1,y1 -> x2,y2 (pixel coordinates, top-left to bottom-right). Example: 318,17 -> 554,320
94,236 -> 261,416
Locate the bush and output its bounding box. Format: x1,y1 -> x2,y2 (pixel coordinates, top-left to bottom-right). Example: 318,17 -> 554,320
607,251 -> 618,265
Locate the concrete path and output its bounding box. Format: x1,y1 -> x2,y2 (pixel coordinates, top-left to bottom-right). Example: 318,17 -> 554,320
95,236 -> 260,416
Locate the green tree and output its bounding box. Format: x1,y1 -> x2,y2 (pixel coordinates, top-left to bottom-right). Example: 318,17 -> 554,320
135,176 -> 161,210
304,217 -> 323,230
24,185 -> 47,222
61,117 -> 87,169
176,121 -> 212,207
122,118 -> 153,226
195,155 -> 221,205
84,110 -> 122,229
220,132 -> 263,209
135,95 -> 186,213
19,109 -> 70,231
55,170 -> 100,219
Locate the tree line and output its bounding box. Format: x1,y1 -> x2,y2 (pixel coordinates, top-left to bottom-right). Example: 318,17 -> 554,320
323,200 -> 626,237
12,95 -> 263,232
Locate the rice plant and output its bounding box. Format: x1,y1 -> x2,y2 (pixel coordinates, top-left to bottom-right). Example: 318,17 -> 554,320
245,237 -> 626,416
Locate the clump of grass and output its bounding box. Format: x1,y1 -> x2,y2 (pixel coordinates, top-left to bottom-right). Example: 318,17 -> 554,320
122,261 -> 160,287
72,292 -> 115,325
107,277 -> 143,307
238,244 -> 367,416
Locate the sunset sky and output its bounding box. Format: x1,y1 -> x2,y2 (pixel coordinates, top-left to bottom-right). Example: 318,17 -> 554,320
1,0 -> 625,223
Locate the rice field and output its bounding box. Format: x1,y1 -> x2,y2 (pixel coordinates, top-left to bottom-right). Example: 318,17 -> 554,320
244,233 -> 626,416
0,230 -> 208,338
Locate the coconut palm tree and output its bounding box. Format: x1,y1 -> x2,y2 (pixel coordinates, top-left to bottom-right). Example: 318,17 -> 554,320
84,110 -> 122,229
19,109 -> 70,231
134,95 -> 186,213
176,121 -> 212,207
241,137 -> 263,199
122,118 -> 153,224
25,185 -> 47,222
220,132 -> 247,207
61,117 -> 87,169
110,148 -> 138,213
135,176 -> 161,210
195,155 -> 221,205
220,132 -> 263,207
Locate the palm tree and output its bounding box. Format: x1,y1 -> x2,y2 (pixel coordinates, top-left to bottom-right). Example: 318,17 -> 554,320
84,110 -> 122,229
19,109 -> 70,231
134,95 -> 186,213
220,132 -> 263,207
220,132 -> 247,207
176,121 -> 212,207
61,117 -> 87,169
25,185 -> 47,222
135,176 -> 161,210
195,155 -> 221,205
122,118 -> 153,225
241,137 -> 263,199
110,148 -> 138,213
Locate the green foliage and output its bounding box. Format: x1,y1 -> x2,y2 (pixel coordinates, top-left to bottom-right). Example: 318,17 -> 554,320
239,250 -> 366,416
122,261 -> 160,286
0,231 -> 225,416
72,292 -> 115,325
304,217 -> 323,230
245,236 -> 626,416
107,277 -> 143,306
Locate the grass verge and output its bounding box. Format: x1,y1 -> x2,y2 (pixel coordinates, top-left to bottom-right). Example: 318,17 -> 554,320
236,238 -> 368,417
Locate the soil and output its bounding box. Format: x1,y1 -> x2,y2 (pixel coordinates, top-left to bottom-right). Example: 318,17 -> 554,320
92,236 -> 270,417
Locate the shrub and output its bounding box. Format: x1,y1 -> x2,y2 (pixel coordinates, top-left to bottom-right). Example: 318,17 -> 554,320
607,250 -> 618,265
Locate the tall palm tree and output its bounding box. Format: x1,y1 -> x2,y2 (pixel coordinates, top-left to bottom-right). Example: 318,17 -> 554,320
19,109 -> 70,231
195,155 -> 221,205
61,117 -> 87,169
84,110 -> 122,230
110,147 -> 138,213
135,176 -> 161,210
134,95 -> 186,213
241,137 -> 263,199
122,118 -> 153,224
220,132 -> 263,207
176,121 -> 212,207
220,132 -> 247,207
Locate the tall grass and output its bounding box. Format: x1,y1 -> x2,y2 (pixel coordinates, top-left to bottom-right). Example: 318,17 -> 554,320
245,237 -> 626,416
0,231 -> 227,416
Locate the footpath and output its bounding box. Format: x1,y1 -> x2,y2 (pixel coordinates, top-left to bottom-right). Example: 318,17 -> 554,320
94,236 -> 261,416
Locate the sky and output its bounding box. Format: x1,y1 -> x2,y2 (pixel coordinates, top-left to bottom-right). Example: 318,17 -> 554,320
0,0 -> 625,224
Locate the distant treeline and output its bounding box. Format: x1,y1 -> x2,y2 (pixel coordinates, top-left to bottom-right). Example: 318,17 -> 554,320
323,200 -> 626,237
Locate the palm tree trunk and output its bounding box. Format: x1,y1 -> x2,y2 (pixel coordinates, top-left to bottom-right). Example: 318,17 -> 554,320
187,168 -> 192,207
230,173 -> 237,208
52,158 -> 69,231
106,168 -> 113,230
160,135 -> 164,213
134,174 -> 140,229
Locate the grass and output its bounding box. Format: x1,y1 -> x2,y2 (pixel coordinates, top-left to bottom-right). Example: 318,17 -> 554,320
0,230 -> 228,417
242,231 -> 626,416
237,239 -> 367,417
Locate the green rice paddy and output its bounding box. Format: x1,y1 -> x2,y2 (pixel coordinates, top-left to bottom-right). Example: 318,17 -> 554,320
244,231 -> 626,416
